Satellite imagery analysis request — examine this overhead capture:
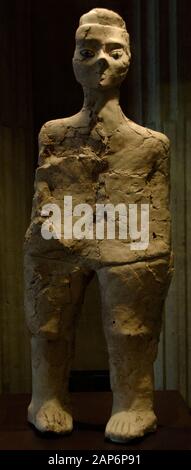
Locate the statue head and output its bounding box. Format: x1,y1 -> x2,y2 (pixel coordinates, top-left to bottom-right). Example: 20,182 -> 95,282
73,8 -> 131,90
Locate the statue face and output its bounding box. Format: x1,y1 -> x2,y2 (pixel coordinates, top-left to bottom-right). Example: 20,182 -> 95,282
73,25 -> 130,90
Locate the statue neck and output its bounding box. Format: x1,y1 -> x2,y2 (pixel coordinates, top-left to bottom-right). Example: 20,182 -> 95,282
82,87 -> 125,131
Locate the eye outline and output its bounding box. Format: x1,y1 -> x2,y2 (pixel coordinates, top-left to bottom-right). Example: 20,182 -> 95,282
80,49 -> 95,59
109,49 -> 124,60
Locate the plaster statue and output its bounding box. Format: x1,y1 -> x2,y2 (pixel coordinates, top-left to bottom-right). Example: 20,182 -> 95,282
24,8 -> 173,442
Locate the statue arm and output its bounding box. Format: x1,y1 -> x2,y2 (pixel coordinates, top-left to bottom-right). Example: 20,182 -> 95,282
37,122 -> 55,166
156,133 -> 170,184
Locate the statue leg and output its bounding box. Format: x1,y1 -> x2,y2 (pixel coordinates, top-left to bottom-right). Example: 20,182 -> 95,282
24,254 -> 89,434
97,256 -> 172,442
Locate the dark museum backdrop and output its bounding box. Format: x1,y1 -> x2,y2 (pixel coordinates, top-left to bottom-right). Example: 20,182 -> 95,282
0,0 -> 191,405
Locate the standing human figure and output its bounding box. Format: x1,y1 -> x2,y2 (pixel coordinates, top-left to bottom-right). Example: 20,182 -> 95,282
24,8 -> 173,442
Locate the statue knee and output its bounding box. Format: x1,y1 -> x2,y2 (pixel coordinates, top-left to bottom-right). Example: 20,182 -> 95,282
104,305 -> 161,337
25,292 -> 62,340
27,315 -> 62,340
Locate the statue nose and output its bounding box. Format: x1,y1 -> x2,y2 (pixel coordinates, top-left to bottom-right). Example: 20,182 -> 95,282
97,53 -> 109,70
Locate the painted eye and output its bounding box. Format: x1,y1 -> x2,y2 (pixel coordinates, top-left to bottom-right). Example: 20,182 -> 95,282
110,50 -> 123,60
80,49 -> 95,59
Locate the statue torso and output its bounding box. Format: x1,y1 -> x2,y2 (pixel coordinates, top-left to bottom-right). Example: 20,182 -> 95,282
27,114 -> 171,266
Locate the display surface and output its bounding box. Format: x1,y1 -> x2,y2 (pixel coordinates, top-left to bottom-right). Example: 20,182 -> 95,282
1,392 -> 191,451
24,8 -> 173,442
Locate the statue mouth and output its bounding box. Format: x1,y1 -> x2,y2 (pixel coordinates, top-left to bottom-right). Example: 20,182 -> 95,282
98,71 -> 109,81
99,74 -> 106,81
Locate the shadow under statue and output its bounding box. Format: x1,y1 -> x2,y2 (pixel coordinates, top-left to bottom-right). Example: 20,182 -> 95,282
24,8 -> 173,443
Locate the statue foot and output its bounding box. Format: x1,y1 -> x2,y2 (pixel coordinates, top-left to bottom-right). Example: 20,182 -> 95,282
105,409 -> 157,443
28,398 -> 73,434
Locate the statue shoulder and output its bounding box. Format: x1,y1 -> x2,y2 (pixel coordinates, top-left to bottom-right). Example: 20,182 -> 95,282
146,127 -> 170,155
126,119 -> 170,156
38,114 -> 81,164
38,117 -> 70,147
